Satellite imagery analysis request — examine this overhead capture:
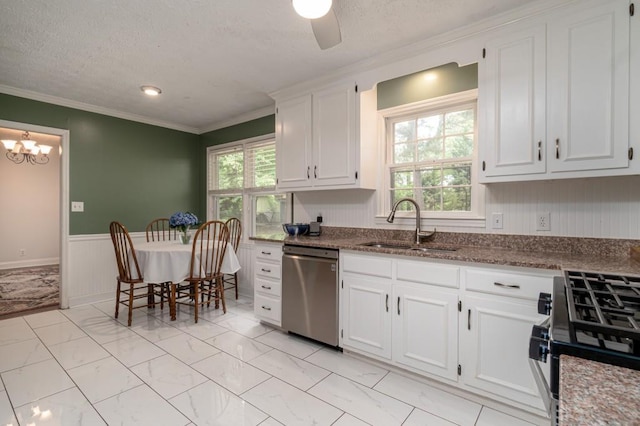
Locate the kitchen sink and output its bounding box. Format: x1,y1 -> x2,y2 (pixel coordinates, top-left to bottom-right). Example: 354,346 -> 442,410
359,242 -> 457,252
359,242 -> 412,250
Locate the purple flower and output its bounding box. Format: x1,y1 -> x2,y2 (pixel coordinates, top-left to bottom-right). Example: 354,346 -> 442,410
169,212 -> 198,233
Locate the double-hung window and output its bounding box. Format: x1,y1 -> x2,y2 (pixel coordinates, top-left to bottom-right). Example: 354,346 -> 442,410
207,136 -> 290,239
381,90 -> 484,223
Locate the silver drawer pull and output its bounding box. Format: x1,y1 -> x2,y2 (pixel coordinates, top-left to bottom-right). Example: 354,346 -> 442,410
261,268 -> 271,273
261,305 -> 272,311
261,285 -> 272,290
494,282 -> 520,289
261,251 -> 272,255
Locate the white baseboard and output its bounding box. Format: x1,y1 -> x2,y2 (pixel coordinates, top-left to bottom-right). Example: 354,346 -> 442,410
68,291 -> 113,308
0,257 -> 60,270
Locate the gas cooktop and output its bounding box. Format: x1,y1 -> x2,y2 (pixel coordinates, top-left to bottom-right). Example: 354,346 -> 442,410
564,270 -> 640,355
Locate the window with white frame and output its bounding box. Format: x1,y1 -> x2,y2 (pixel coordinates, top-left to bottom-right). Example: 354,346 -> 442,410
207,136 -> 290,239
381,90 -> 483,221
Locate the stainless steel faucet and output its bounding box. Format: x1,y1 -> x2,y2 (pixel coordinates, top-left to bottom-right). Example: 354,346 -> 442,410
386,197 -> 436,244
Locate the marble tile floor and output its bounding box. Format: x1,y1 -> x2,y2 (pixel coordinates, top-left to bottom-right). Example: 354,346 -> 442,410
0,296 -> 542,426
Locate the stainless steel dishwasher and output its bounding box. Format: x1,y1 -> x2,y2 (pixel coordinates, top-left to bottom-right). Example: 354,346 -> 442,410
282,244 -> 339,346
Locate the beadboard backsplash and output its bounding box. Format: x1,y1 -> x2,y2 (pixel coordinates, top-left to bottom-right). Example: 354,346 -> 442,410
294,175 -> 640,239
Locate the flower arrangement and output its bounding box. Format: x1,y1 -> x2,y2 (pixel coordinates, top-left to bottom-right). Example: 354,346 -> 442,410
169,212 -> 199,244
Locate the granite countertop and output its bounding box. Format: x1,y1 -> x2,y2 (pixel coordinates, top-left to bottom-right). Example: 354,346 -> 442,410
251,228 -> 640,276
560,355 -> 640,425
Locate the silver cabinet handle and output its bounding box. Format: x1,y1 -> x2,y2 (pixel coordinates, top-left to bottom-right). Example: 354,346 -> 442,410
385,294 -> 389,312
537,141 -> 542,161
397,297 -> 400,315
555,138 -> 560,159
314,165 -> 317,179
494,282 -> 521,289
261,251 -> 271,255
261,285 -> 272,290
261,268 -> 271,273
261,305 -> 272,311
468,309 -> 471,330
307,166 -> 310,179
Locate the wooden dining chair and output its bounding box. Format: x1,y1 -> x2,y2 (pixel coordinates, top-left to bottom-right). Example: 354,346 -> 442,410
145,217 -> 177,308
145,218 -> 177,242
109,221 -> 163,326
172,220 -> 229,323
223,217 -> 242,299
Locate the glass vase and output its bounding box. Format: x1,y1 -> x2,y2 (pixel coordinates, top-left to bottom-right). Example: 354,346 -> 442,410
180,230 -> 191,245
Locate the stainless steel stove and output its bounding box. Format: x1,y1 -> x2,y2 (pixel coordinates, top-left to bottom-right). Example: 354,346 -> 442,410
529,270 -> 640,424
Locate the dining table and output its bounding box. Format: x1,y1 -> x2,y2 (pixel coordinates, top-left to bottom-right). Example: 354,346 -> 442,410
134,240 -> 241,320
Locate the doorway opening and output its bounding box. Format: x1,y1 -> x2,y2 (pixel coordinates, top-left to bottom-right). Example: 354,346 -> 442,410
0,124 -> 66,318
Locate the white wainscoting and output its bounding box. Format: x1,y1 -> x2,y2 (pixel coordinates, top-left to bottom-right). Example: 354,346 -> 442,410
66,234 -> 257,308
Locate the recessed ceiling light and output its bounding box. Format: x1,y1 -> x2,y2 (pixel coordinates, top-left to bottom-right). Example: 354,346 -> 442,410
140,85 -> 162,96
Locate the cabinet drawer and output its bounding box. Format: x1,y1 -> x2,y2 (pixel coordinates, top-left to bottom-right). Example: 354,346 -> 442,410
254,294 -> 281,325
397,259 -> 459,289
464,268 -> 553,300
255,277 -> 281,297
256,261 -> 281,280
255,245 -> 282,262
342,253 -> 393,278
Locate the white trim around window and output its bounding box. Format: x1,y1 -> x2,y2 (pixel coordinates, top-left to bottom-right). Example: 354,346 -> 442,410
375,89 -> 486,229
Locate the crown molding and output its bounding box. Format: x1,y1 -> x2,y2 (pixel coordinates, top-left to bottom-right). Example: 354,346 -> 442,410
269,0 -> 576,99
198,105 -> 275,134
0,85 -> 200,134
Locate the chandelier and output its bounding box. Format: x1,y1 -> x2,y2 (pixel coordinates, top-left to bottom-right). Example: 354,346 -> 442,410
1,131 -> 52,165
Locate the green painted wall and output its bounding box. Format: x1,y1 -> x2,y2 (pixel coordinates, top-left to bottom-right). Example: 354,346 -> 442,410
200,115 -> 275,148
0,93 -> 200,234
377,62 -> 478,110
198,114 -> 275,216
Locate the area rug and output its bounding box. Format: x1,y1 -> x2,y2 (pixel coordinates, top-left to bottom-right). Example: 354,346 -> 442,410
0,265 -> 59,317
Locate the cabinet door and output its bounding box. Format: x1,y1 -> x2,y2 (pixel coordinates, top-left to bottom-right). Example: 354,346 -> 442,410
392,285 -> 458,381
341,274 -> 392,359
276,95 -> 313,189
480,24 -> 546,178
312,83 -> 357,187
547,0 -> 630,173
460,294 -> 548,410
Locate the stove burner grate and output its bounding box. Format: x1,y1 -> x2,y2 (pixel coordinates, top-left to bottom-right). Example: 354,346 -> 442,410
564,271 -> 640,348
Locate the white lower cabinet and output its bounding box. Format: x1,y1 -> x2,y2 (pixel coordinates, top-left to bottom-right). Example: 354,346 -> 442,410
460,294 -> 547,410
253,243 -> 282,326
341,275 -> 392,359
392,284 -> 459,381
339,251 -> 554,415
341,253 -> 460,381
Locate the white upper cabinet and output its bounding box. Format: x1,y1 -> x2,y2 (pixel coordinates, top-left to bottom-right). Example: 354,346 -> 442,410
480,0 -> 633,182
480,24 -> 547,177
275,95 -> 313,189
547,0 -> 630,173
275,81 -> 377,191
312,84 -> 357,186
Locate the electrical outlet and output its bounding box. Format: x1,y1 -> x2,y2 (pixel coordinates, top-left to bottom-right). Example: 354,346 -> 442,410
71,201 -> 84,212
492,213 -> 503,229
536,212 -> 551,231
19,249 -> 25,257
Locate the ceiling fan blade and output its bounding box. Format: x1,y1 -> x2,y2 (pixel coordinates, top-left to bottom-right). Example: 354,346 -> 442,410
311,8 -> 342,50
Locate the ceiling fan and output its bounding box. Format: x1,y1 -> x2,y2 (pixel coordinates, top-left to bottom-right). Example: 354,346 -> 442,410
292,0 -> 342,50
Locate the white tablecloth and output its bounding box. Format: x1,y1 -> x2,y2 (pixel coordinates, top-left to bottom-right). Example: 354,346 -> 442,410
134,240 -> 240,284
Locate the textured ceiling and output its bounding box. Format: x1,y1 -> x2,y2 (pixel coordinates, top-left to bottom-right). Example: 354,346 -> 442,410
0,0 -> 540,133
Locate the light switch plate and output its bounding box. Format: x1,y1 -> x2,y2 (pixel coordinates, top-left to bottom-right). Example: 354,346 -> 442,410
71,201 -> 84,212
492,213 -> 503,229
